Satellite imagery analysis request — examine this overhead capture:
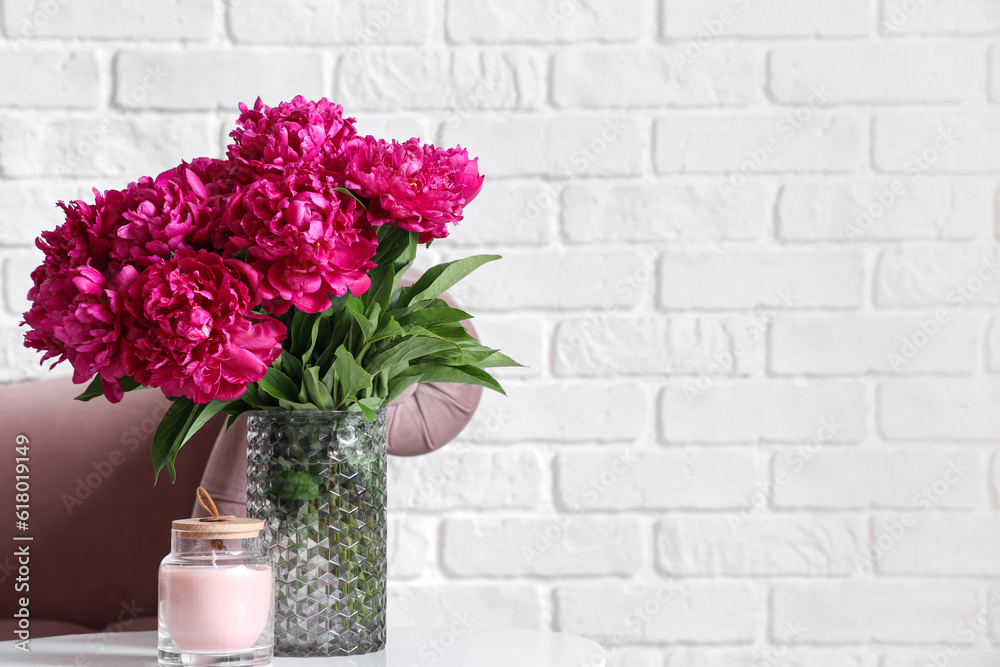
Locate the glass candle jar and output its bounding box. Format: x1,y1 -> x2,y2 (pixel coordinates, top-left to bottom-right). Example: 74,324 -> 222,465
158,517 -> 273,667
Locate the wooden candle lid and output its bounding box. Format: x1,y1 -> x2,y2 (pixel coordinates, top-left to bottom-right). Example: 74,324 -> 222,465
172,517 -> 265,540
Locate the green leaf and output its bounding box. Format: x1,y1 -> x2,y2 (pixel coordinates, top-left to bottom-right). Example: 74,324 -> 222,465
355,397 -> 382,421
368,337 -> 456,375
398,363 -> 506,395
74,376 -> 105,402
385,373 -> 422,404
346,296 -> 376,339
280,350 -> 303,385
257,366 -> 301,403
301,316 -> 324,363
398,255 -> 500,308
397,306 -> 473,328
333,345 -> 373,403
152,399 -> 193,482
476,350 -> 523,368
334,186 -> 367,207
303,366 -> 335,411
74,375 -> 144,401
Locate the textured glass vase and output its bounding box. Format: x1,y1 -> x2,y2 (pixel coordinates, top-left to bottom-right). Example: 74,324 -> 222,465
246,410 -> 386,657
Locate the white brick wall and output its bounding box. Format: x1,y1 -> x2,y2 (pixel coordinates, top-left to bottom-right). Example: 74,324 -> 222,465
2,2 -> 999,665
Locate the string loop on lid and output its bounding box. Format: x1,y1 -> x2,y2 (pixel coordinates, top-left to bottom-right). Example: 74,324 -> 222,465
195,487 -> 234,551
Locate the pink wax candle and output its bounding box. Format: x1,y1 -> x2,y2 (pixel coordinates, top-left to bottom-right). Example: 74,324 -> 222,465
159,564 -> 272,652
158,513 -> 274,665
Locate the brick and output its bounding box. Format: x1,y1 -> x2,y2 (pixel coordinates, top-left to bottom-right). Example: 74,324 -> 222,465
387,517 -> 431,580
772,582 -> 980,643
448,249 -> 650,311
2,0 -> 214,41
555,315 -> 760,378
556,450 -> 767,510
0,50 -> 99,108
607,648 -> 663,667
987,318 -> 1000,372
388,449 -> 543,512
562,180 -> 772,243
657,514 -> 865,576
349,115 -> 435,146
229,0 -> 431,45
659,250 -> 864,309
665,649 -> 877,667
663,0 -> 870,38
441,116 -> 645,178
874,515 -> 1000,575
873,115 -> 988,174
459,383 -> 646,443
557,583 -> 756,643
337,49 -> 543,112
770,44 -> 980,105
388,584 -> 543,630
0,182 -> 93,246
114,51 -> 324,111
0,116 -> 214,178
770,314 -> 978,375
656,114 -> 862,175
2,249 -> 40,318
990,46 -> 1000,101
467,316 -> 543,379
446,0 -> 652,43
661,382 -> 865,443
880,0 -> 1000,35
443,517 -> 643,576
875,246 -> 1000,307
446,180 -> 554,247
552,47 -> 757,108
880,379 -> 1000,441
777,179 -> 992,242
773,448 -> 985,510
884,651 -> 1000,667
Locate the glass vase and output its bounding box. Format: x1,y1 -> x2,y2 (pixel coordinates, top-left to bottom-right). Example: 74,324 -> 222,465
246,410 -> 387,657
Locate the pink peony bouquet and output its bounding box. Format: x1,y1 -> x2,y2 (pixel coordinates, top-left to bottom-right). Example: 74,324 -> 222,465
22,97 -> 515,480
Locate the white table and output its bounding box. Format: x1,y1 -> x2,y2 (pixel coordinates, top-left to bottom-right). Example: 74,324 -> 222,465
0,627 -> 605,666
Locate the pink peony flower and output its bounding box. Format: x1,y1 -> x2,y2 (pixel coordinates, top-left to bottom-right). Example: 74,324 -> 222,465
114,160 -> 233,267
224,166 -> 378,315
119,252 -> 286,404
345,136 -> 484,242
23,263 -> 127,400
227,96 -> 357,179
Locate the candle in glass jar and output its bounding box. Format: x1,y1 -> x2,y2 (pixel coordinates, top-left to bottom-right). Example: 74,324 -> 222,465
160,564 -> 272,652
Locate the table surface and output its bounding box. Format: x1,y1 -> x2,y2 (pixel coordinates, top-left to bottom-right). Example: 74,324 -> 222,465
0,627 -> 605,666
